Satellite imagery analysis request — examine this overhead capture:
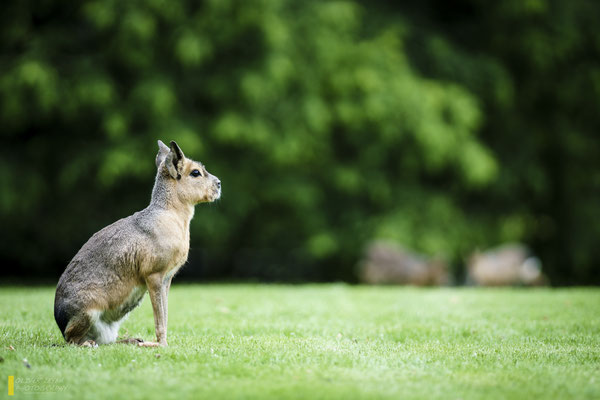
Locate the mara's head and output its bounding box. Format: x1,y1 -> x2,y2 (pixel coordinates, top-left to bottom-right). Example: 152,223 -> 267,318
155,140 -> 221,204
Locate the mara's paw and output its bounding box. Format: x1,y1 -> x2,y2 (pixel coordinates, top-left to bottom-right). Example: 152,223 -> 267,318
117,337 -> 144,345
81,340 -> 98,348
137,341 -> 167,348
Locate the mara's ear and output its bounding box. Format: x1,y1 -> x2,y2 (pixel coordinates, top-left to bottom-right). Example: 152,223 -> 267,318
164,140 -> 185,179
156,140 -> 170,169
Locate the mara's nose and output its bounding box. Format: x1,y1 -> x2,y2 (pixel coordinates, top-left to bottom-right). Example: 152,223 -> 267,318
216,179 -> 221,189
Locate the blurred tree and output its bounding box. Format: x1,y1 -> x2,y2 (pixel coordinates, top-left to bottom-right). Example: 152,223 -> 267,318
373,0 -> 600,284
0,0 -> 597,284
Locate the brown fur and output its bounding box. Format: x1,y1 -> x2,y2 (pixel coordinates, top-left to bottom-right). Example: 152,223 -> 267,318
54,140 -> 221,346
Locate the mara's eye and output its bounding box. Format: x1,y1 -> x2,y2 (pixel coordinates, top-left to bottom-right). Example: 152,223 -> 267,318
190,169 -> 202,178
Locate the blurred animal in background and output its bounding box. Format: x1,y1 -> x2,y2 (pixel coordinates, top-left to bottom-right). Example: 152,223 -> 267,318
467,243 -> 548,286
359,241 -> 450,286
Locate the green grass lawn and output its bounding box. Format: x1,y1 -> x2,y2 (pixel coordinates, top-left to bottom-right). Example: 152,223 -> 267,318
0,285 -> 599,399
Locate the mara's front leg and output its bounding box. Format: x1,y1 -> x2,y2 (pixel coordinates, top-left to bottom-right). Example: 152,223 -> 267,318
140,273 -> 168,347
163,274 -> 173,331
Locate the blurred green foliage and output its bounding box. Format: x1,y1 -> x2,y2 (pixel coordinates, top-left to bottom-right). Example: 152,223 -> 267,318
1,0 -> 598,283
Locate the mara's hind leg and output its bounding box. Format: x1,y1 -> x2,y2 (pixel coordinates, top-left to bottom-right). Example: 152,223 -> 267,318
65,310 -> 127,346
64,312 -> 93,346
